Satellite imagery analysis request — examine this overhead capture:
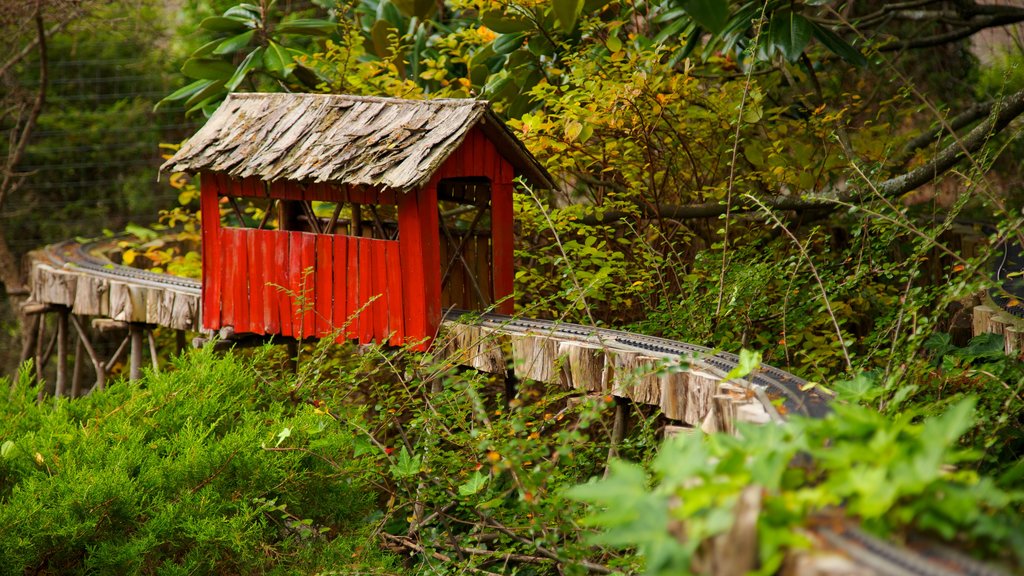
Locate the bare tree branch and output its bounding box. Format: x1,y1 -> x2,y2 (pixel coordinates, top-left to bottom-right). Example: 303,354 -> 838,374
879,8 -> 1024,50
0,3 -> 47,214
0,18 -> 71,79
898,100 -> 995,161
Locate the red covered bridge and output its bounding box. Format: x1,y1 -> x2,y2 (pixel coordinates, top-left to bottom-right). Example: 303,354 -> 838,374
162,93 -> 552,348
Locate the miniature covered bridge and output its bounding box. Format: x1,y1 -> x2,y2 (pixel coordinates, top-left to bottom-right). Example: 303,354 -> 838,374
162,93 -> 552,348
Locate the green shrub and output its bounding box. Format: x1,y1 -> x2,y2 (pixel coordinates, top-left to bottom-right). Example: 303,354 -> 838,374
0,348 -> 396,575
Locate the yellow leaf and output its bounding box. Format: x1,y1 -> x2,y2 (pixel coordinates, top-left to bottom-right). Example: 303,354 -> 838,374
122,249 -> 137,266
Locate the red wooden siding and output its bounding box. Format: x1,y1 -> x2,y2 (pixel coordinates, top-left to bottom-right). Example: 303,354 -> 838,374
204,226 -> 401,345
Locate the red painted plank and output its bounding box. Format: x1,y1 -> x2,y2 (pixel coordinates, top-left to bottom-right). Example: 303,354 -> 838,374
220,229 -> 238,330
257,231 -> 279,334
235,230 -> 252,333
347,235 -> 360,341
359,239 -> 374,345
492,182 -> 515,315
315,235 -> 333,338
200,173 -> 222,330
246,230 -> 265,336
418,184 -> 442,345
300,233 -> 317,338
276,232 -> 293,337
385,241 -> 404,346
332,233 -> 350,341
398,191 -> 426,346
372,240 -> 389,344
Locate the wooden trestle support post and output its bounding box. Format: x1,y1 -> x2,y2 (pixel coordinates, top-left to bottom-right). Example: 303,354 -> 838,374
18,299 -> 178,399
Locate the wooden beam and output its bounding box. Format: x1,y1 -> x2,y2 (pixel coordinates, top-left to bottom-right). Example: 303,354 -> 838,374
148,330 -> 160,373
54,307 -> 68,399
70,314 -> 105,392
129,324 -> 144,381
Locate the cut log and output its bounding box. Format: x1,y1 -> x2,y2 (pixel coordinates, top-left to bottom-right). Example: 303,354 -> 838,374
660,370 -> 689,421
510,334 -> 563,385
683,371 -> 718,427
972,305 -> 994,338
559,342 -> 608,393
1005,327 -> 1024,355
73,276 -> 109,316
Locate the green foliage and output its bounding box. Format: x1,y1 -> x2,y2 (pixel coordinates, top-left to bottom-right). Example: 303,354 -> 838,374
0,349 -> 396,574
570,398 -> 1024,575
160,2 -> 338,115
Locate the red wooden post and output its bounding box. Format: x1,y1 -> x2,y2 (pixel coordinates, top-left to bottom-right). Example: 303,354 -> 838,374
398,191 -> 427,346
200,172 -> 222,330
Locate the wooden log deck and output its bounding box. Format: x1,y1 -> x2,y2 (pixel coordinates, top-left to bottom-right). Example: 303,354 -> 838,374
24,239 -> 831,433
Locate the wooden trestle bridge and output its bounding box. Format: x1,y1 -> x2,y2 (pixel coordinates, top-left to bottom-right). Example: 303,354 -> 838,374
25,237 -> 831,432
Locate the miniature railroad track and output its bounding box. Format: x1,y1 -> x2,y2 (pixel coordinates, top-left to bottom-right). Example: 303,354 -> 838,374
28,237 -> 1012,576
447,310 -> 831,419
38,238 -> 830,419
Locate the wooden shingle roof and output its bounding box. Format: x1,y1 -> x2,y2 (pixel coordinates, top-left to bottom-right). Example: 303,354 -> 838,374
161,92 -> 553,191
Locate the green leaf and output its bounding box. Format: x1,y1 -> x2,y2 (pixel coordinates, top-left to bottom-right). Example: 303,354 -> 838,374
390,0 -> 437,20
481,10 -> 533,33
390,447 -> 421,478
159,79 -> 211,105
606,33 -> 622,53
724,348 -> 761,381
225,47 -> 264,91
184,78 -> 227,110
190,38 -> 224,59
263,41 -> 291,74
213,30 -> 255,55
678,0 -> 730,34
200,15 -> 253,33
458,471 -> 489,496
553,0 -> 584,33
810,22 -> 867,67
181,58 -> 236,81
224,4 -> 261,19
275,18 -> 338,36
833,373 -> 879,402
493,33 -> 526,55
1,440 -> 16,459
370,19 -> 399,59
769,11 -> 812,62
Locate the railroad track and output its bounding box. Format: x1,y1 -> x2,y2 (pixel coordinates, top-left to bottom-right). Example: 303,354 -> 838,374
32,237 -> 1011,576
38,238 -> 830,419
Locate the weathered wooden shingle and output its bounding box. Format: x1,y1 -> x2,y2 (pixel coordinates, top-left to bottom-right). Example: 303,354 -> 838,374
161,93 -> 553,190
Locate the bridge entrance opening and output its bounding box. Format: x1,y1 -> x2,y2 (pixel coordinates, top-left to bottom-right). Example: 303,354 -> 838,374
437,177 -> 494,312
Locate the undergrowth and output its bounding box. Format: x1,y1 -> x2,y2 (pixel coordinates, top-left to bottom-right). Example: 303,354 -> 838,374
0,347 -> 395,575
